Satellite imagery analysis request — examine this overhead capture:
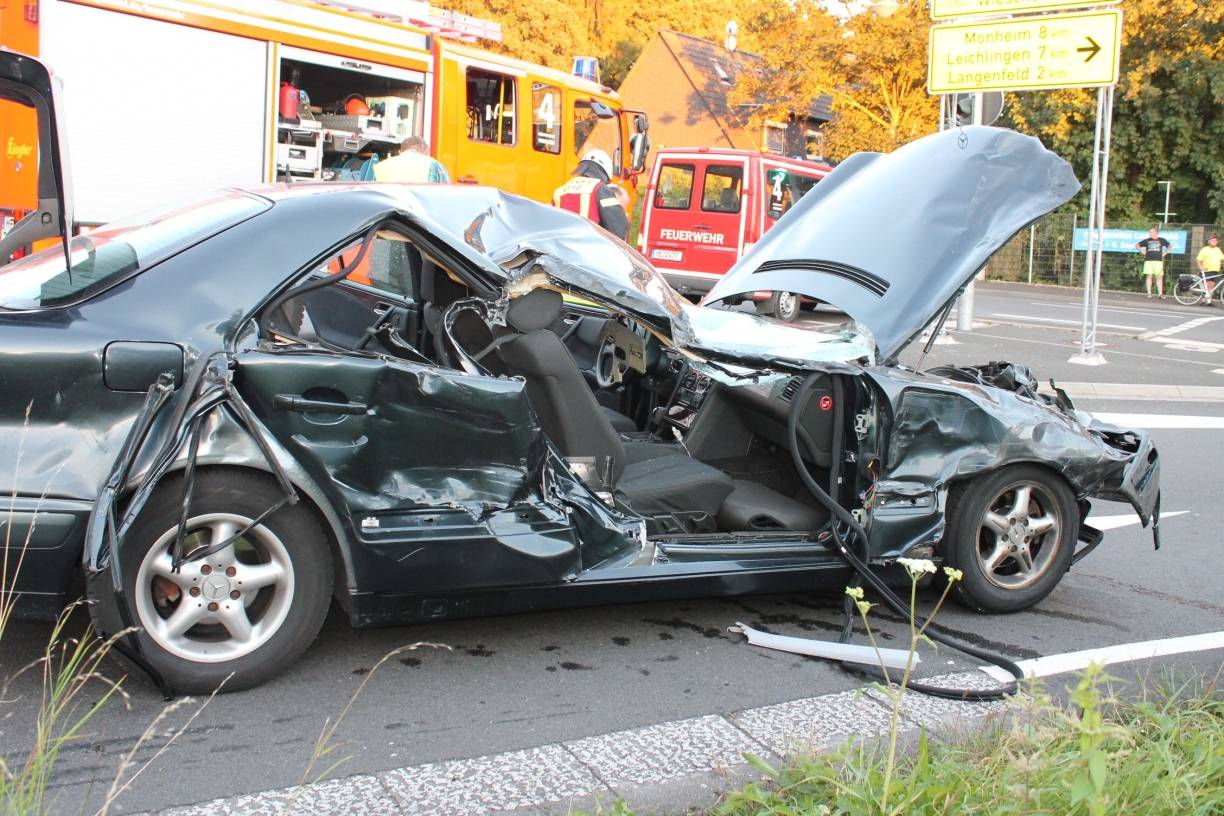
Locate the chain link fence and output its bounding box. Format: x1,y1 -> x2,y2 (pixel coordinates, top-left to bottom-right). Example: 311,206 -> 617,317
983,214 -> 1223,293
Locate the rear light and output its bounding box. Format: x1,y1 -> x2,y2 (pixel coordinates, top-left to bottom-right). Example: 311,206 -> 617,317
637,235 -> 646,252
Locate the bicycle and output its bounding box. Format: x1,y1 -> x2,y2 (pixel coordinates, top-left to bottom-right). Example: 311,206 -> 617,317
1172,269 -> 1224,306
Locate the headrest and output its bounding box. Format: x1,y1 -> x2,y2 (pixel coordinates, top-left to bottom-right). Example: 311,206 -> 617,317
507,289 -> 563,333
420,258 -> 466,305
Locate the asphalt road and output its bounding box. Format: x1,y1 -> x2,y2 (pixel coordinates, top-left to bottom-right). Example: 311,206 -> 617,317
2,281 -> 1222,815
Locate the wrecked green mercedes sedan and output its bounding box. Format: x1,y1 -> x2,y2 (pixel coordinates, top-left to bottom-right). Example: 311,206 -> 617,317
1,52 -> 1159,693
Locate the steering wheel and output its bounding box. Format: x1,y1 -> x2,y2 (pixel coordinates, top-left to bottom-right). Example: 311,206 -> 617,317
595,336 -> 618,389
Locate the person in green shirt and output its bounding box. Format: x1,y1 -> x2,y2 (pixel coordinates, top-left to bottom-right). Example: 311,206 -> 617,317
1197,233 -> 1223,304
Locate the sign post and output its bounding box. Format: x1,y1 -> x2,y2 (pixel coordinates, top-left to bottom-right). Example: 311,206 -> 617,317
926,1 -> 1122,363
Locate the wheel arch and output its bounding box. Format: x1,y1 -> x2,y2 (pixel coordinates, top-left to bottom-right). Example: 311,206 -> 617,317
159,461 -> 352,598
939,460 -> 1082,553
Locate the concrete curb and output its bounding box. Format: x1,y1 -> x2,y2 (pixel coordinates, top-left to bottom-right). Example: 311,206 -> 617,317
148,671 -> 1023,816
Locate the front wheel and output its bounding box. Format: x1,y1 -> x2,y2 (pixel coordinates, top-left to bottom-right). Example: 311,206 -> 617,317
769,291 -> 801,322
121,470 -> 332,694
944,465 -> 1078,614
1173,276 -> 1204,306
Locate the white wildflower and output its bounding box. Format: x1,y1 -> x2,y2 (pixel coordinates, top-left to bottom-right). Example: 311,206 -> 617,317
897,557 -> 937,579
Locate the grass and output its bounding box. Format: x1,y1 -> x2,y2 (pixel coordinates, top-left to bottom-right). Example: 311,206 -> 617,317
714,668 -> 1223,816
588,561 -> 1223,816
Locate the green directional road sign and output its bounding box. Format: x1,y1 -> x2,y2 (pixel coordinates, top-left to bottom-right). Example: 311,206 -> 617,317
931,0 -> 1119,20
928,9 -> 1122,94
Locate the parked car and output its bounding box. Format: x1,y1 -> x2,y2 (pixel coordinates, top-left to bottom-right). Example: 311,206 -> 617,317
638,148 -> 831,320
1,53 -> 1160,694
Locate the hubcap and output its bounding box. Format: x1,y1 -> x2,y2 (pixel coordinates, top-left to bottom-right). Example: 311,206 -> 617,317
135,513 -> 294,663
974,482 -> 1061,590
776,292 -> 797,318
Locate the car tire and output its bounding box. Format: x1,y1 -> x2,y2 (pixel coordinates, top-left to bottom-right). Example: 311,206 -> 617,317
120,469 -> 332,694
769,291 -> 801,322
944,465 -> 1078,614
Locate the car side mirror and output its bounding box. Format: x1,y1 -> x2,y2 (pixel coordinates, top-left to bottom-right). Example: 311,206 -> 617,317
630,132 -> 650,174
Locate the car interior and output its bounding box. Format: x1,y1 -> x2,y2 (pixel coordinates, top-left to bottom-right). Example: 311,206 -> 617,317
262,224 -> 837,539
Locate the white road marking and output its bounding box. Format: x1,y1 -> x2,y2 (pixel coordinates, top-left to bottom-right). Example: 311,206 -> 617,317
1163,343 -> 1218,353
972,331 -> 1224,369
1214,369 -> 1224,376
1138,314 -> 1224,341
1085,511 -> 1187,531
1148,335 -> 1224,350
1028,301 -> 1181,319
990,312 -> 1145,331
981,630 -> 1224,683
1088,412 -> 1224,429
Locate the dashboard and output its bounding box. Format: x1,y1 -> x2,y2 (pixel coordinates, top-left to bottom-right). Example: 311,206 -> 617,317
661,362 -> 836,467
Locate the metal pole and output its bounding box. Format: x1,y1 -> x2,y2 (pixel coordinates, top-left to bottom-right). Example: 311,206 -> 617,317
1069,212 -> 1078,286
1089,85 -> 1114,343
1159,180 -> 1173,224
1070,86 -> 1107,365
956,91 -> 983,334
1028,223 -> 1036,285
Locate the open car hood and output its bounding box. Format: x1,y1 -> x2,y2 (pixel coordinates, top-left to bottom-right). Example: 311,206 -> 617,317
397,185 -> 874,372
701,127 -> 1081,360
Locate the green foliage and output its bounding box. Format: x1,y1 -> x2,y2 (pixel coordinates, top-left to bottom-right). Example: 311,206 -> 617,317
1005,0 -> 1224,223
713,671 -> 1224,816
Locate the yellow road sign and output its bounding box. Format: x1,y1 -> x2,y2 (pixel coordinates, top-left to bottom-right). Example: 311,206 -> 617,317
931,0 -> 1118,20
928,9 -> 1122,94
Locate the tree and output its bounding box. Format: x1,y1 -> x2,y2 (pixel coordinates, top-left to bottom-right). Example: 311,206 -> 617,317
444,0 -> 591,72
1005,0 -> 1224,223
447,0 -> 764,88
729,0 -> 936,161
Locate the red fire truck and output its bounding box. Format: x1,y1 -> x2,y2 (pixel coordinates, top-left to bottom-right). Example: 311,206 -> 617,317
638,148 -> 831,321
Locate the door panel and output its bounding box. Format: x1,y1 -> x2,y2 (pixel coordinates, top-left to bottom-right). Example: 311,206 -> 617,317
235,350 -> 581,593
688,161 -> 747,274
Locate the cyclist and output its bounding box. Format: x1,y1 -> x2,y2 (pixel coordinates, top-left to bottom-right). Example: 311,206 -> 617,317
1197,233 -> 1222,305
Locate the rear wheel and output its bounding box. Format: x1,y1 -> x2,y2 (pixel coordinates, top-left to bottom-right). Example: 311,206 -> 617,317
769,291 -> 801,322
1173,276 -> 1204,306
944,465 -> 1078,614
121,470 -> 332,694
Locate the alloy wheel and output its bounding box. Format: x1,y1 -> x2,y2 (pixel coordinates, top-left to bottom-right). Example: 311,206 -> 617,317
974,481 -> 1062,591
134,513 -> 296,663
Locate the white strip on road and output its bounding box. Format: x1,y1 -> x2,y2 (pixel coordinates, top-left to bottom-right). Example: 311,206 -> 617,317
990,312 -> 1145,331
1139,314 -> 1224,341
1089,412 -> 1224,429
1085,511 -> 1187,531
1029,301 -> 1180,319
981,630 -> 1224,683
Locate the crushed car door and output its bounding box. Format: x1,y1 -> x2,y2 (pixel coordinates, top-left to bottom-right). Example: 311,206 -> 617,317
233,350 -> 584,596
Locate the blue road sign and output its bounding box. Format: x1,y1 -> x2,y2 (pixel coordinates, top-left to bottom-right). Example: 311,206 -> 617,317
1073,228 -> 1187,254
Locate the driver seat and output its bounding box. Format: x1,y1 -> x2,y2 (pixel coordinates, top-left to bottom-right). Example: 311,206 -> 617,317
495,290 -> 733,517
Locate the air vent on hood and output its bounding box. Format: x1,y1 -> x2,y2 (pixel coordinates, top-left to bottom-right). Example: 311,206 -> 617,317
753,259 -> 890,298
780,376 -> 802,403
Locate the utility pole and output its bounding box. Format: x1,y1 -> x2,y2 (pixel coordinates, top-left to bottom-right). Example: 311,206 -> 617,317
1156,180 -> 1175,223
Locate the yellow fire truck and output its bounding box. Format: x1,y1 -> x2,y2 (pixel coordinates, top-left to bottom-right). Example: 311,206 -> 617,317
0,0 -> 648,233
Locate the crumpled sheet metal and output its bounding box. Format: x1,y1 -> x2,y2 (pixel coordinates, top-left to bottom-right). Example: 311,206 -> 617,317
704,127 -> 1081,361
868,366 -> 1138,507
507,255 -> 875,376
394,186 -> 875,372
235,350 -> 545,516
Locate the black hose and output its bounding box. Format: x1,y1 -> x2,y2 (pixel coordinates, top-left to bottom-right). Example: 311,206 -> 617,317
787,373 -> 1022,701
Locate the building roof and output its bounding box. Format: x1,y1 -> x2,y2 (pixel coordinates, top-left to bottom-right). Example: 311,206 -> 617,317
656,29 -> 832,124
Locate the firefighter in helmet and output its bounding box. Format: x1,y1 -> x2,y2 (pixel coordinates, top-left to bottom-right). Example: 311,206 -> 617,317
551,149 -> 630,240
